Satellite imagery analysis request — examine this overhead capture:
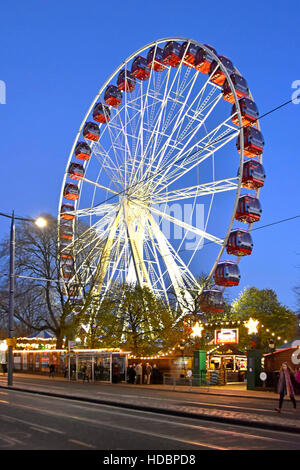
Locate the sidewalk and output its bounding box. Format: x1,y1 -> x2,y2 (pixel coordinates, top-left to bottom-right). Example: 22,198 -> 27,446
0,373 -> 298,434
1,372 -> 278,398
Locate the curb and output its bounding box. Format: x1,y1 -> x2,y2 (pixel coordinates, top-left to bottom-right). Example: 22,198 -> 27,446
2,375 -> 279,401
126,384 -> 278,401
1,384 -> 299,436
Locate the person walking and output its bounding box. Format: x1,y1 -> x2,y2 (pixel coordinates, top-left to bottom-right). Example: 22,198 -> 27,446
112,362 -> 120,383
1,362 -> 7,376
145,363 -> 152,385
295,367 -> 300,395
275,362 -> 297,413
128,364 -> 136,384
82,364 -> 90,383
152,364 -> 159,384
49,363 -> 55,378
187,369 -> 193,386
135,363 -> 143,384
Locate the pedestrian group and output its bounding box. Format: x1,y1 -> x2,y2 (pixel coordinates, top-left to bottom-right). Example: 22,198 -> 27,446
127,362 -> 160,385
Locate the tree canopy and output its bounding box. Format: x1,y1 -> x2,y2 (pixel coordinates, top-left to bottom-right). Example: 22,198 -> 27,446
230,287 -> 298,350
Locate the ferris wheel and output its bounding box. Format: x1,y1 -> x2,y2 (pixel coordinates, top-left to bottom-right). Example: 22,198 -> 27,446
58,37 -> 266,317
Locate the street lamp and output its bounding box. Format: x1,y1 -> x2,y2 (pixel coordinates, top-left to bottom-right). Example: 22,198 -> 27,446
190,321 -> 206,386
0,211 -> 47,386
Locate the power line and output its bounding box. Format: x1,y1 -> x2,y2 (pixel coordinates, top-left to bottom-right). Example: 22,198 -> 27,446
0,213 -> 298,282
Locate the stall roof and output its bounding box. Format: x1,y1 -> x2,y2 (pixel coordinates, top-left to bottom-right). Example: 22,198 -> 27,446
27,331 -> 55,339
208,344 -> 245,355
264,345 -> 300,357
276,338 -> 300,350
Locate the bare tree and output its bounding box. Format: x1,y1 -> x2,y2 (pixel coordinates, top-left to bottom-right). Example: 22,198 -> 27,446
0,214 -> 95,347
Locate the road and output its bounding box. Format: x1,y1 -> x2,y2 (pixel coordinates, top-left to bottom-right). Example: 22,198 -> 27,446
0,384 -> 299,450
0,373 -> 298,427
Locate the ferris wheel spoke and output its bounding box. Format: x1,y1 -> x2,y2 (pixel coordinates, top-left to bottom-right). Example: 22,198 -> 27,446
129,64 -> 158,187
147,213 -> 195,309
91,209 -> 124,294
135,200 -> 223,246
146,62 -> 221,176
123,201 -> 153,290
147,93 -> 223,193
157,85 -> 220,172
135,62 -> 188,184
154,124 -> 239,195
78,177 -> 119,196
72,202 -> 118,218
101,238 -> 128,297
93,143 -> 125,192
104,115 -> 129,176
70,209 -> 120,266
151,177 -> 238,203
143,221 -> 170,303
145,75 -> 218,179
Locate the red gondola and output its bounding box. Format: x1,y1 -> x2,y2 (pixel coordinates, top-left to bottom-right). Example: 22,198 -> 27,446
162,41 -> 182,67
147,46 -> 166,72
180,41 -> 200,67
117,70 -> 136,92
226,229 -> 253,256
60,221 -> 73,240
231,97 -> 259,127
237,127 -> 264,157
131,56 -> 150,81
67,284 -> 80,298
223,73 -> 249,103
60,239 -> 71,250
64,183 -> 79,200
71,297 -> 84,312
60,203 -> 75,220
60,240 -> 72,259
209,56 -> 235,86
60,247 -> 72,260
200,289 -> 224,313
62,263 -> 75,279
93,102 -> 111,123
75,142 -> 92,161
68,162 -> 84,180
104,85 -> 122,107
194,44 -> 217,74
235,195 -> 262,223
83,122 -> 100,141
214,261 -> 240,287
241,159 -> 266,190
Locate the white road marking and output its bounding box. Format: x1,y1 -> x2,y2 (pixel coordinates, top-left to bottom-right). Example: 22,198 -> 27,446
1,413 -> 65,435
30,427 -> 49,434
68,439 -> 96,448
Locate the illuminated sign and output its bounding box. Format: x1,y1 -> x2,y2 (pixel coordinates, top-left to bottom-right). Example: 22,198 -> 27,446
215,328 -> 239,345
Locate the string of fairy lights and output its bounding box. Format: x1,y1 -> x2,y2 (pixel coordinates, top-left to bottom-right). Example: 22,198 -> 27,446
128,317 -> 289,360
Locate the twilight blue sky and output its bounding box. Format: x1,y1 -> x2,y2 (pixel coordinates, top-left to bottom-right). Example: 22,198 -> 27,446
0,0 -> 299,310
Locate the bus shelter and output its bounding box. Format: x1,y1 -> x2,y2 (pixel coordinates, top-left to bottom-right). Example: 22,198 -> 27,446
68,350 -> 130,383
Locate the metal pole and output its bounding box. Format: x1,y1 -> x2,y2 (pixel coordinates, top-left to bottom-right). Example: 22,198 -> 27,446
8,211 -> 15,386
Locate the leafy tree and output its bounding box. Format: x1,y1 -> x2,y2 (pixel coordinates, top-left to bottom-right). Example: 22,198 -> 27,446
87,283 -> 183,355
231,287 -> 298,351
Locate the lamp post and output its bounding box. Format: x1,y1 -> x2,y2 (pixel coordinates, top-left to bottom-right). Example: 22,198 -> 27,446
191,321 -> 206,385
244,317 -> 262,391
0,211 -> 47,386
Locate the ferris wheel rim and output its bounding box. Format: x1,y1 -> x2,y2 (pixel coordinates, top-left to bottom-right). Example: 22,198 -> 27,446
58,37 -> 263,309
